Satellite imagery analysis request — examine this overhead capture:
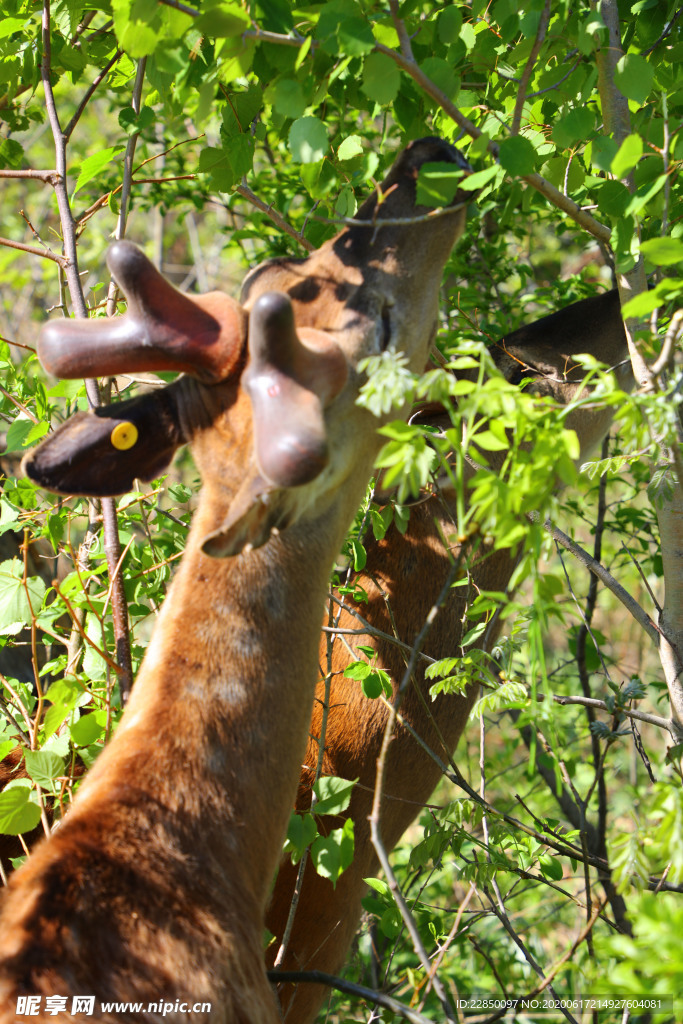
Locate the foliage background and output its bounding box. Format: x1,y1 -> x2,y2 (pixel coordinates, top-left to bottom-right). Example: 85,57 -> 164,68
0,0 -> 682,1021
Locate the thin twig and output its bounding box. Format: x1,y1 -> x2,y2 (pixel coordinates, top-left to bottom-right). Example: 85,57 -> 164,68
105,57 -> 147,319
388,0 -> 415,60
650,308 -> 683,376
267,971 -> 436,1024
41,0 -> 133,701
522,898 -> 606,1000
369,558 -> 464,1024
550,694 -> 672,732
538,515 -> 660,644
234,182 -> 315,252
64,50 -> 122,140
511,0 -> 551,135
0,236 -> 68,267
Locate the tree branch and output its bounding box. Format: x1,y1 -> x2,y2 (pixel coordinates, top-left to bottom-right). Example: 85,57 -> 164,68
0,236 -> 67,267
267,970 -> 436,1024
0,169 -> 60,184
64,50 -> 122,141
511,0 -> 551,135
234,183 -> 315,252
373,42 -> 612,244
41,0 -> 133,703
539,516 -> 660,644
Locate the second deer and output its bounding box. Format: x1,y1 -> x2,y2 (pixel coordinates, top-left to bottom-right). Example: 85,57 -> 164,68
266,290 -> 632,1022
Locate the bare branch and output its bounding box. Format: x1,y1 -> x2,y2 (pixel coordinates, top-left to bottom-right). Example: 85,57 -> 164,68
0,235 -> 68,267
105,57 -> 147,319
234,183 -> 315,252
267,970 -> 436,1024
651,308 -> 683,376
538,515 -> 660,644
0,169 -> 60,185
157,0 -> 201,15
388,0 -> 415,61
511,0 -> 551,135
64,50 -> 122,141
41,0 -> 133,702
550,693 -> 673,733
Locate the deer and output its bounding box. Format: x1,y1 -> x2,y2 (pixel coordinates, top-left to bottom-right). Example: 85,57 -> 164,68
0,137 -> 471,1023
264,288 -> 632,1023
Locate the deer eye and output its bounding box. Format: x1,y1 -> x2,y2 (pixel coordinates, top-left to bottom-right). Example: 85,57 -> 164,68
380,305 -> 392,351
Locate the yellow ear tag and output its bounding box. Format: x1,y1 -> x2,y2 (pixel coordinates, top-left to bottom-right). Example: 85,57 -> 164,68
110,422 -> 139,451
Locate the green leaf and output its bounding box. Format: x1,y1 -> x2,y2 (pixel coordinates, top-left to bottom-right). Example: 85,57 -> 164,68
416,162 -> 465,207
0,138 -> 24,169
551,107 -> 595,148
72,147 -> 123,197
0,18 -> 27,39
419,57 -> 459,102
438,5 -> 462,43
360,669 -> 391,700
23,750 -> 66,787
590,134 -> 619,173
338,134 -> 363,161
112,0 -> 162,57
285,811 -> 317,860
640,237 -> 683,267
118,105 -> 155,135
473,429 -> 509,452
614,54 -> 654,106
0,785 -> 41,836
361,52 -> 400,106
0,560 -> 46,630
268,78 -> 306,119
539,854 -> 564,881
498,135 -> 538,176
597,180 -> 630,217
3,417 -> 34,454
338,16 -> 374,55
198,137 -> 254,191
289,116 -> 329,164
70,710 -> 107,747
313,775 -> 357,816
254,0 -> 293,33
350,537 -> 366,571
316,7 -> 374,56
610,134 -> 643,179
195,1 -> 250,37
344,660 -> 372,681
458,164 -> 501,192
311,818 -> 355,886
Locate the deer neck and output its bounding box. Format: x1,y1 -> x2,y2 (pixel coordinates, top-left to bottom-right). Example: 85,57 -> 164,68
72,481 -> 358,907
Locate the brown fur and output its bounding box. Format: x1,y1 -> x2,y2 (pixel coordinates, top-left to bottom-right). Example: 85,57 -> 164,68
0,139 -> 469,1023
265,289 -> 632,1023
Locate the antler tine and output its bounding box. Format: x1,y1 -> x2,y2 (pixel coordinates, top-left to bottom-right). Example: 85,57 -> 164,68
38,241 -> 247,384
244,292 -> 348,489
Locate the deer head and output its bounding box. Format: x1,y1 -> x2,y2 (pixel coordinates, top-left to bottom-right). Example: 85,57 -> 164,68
23,138 -> 471,559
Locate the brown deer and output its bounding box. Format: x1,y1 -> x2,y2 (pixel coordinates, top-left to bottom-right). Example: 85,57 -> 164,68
0,138 -> 471,1023
265,289 -> 632,1022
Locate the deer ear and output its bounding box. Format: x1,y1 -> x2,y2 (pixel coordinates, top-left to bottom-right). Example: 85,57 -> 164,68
22,388 -> 185,497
